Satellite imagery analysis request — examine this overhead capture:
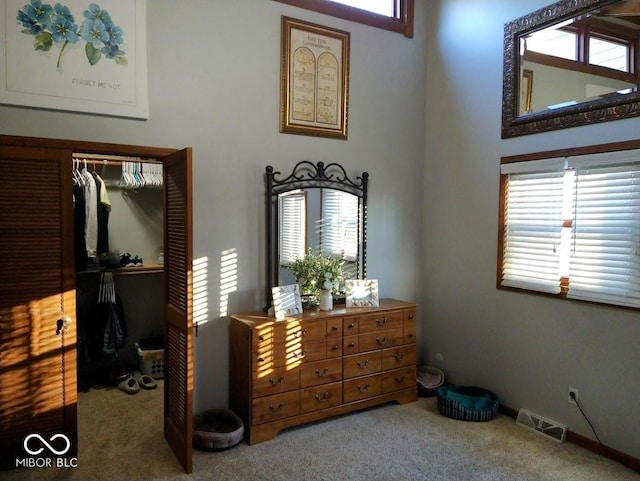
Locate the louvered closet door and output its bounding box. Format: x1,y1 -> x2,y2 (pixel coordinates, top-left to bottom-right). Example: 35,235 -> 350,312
163,148 -> 194,474
0,146 -> 77,469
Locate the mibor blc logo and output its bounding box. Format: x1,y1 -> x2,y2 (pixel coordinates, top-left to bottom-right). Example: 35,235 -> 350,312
16,433 -> 77,468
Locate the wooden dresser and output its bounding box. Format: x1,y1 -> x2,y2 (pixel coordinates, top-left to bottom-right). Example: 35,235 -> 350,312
230,298 -> 418,444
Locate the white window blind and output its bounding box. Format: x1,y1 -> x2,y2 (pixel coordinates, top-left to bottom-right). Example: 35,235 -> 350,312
279,190 -> 306,265
502,170 -> 565,293
321,190 -> 359,262
501,149 -> 640,308
567,163 -> 640,307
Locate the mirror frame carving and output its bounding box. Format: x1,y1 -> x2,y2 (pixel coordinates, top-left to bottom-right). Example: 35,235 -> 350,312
265,161 -> 368,309
502,0 -> 640,138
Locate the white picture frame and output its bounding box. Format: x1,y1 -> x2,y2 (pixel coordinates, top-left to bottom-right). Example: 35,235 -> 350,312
272,284 -> 303,320
1,0 -> 148,119
345,279 -> 379,308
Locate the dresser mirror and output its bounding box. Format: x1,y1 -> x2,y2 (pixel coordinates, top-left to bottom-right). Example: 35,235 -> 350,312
265,161 -> 368,308
502,0 -> 640,138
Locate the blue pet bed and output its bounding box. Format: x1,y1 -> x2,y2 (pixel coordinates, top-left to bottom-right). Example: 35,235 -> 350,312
437,385 -> 499,422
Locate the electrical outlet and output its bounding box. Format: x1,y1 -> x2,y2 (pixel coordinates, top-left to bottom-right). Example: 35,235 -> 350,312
568,388 -> 578,405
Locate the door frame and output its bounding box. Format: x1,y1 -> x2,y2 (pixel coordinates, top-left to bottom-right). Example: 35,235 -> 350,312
0,135 -> 194,474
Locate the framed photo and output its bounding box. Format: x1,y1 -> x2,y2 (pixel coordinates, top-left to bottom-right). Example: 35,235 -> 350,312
280,16 -> 350,139
0,0 -> 148,119
345,279 -> 379,308
272,284 -> 303,320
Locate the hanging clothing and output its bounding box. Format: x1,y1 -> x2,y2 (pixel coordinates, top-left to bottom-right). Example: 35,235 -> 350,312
93,171 -> 110,255
73,182 -> 88,272
83,168 -> 98,259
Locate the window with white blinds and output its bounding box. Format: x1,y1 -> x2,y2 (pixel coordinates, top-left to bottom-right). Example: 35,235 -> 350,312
500,149 -> 640,308
321,189 -> 359,261
279,190 -> 306,265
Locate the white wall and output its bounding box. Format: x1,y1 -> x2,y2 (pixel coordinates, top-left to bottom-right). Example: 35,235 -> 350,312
0,1 -> 427,415
424,0 -> 640,460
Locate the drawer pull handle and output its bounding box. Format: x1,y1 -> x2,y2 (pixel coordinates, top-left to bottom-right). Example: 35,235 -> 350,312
331,344 -> 339,351
376,337 -> 388,345
331,325 -> 339,331
269,403 -> 285,412
376,318 -> 388,326
269,376 -> 284,385
315,392 -> 331,403
258,335 -> 265,341
258,357 -> 265,363
408,314 -> 414,320
294,329 -> 307,338
315,368 -> 330,377
357,384 -> 370,393
394,352 -> 405,361
394,375 -> 406,383
408,333 -> 415,338
293,351 -> 306,359
356,360 -> 369,369
348,342 -> 356,348
348,323 -> 355,329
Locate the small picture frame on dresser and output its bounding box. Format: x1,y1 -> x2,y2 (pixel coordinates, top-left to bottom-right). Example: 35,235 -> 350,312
272,284 -> 303,319
345,279 -> 379,307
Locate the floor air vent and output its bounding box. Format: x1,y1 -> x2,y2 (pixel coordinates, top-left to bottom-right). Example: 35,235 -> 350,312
516,409 -> 567,443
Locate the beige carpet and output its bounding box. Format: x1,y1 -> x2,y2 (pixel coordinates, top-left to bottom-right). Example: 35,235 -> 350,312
4,382 -> 640,481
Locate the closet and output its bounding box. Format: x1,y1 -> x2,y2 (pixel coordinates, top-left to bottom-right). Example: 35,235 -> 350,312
74,155 -> 165,385
0,135 -> 194,474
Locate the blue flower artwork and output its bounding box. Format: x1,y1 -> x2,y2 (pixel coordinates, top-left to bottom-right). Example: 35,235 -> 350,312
16,1 -> 127,71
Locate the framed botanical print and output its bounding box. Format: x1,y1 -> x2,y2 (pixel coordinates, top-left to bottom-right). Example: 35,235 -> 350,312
0,0 -> 148,119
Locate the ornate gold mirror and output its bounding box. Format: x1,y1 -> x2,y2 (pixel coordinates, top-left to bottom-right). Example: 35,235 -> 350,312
502,0 -> 640,138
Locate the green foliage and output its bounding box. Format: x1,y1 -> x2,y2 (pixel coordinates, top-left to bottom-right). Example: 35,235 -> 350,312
287,249 -> 344,296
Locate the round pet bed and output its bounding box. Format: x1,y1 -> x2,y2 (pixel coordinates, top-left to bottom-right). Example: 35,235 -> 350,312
193,409 -> 244,450
436,385 -> 499,422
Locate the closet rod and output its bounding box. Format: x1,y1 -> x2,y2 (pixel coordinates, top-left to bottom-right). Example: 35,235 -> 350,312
73,152 -> 161,163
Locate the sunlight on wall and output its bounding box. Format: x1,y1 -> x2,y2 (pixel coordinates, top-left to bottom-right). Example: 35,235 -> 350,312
193,256 -> 209,326
219,249 -> 238,317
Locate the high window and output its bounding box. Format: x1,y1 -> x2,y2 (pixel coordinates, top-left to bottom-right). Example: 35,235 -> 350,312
499,146 -> 640,309
273,0 -> 414,38
523,19 -> 638,79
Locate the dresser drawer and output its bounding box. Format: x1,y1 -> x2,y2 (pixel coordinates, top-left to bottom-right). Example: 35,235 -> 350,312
359,328 -> 404,352
343,316 -> 358,335
301,382 -> 343,412
252,323 -> 286,351
252,391 -> 300,425
326,317 -> 343,338
326,339 -> 342,358
382,366 -> 416,393
343,374 -> 382,403
252,365 -> 300,397
404,309 -> 417,343
381,344 -> 416,371
253,343 -> 290,372
300,358 -> 343,388
343,351 -> 382,379
299,339 -> 326,363
358,310 -> 403,333
343,335 -> 359,356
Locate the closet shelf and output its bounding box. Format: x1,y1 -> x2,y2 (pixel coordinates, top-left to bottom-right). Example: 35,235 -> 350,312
76,265 -> 164,276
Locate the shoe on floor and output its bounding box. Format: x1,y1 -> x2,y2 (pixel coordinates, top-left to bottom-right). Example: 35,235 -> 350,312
118,376 -> 140,395
138,374 -> 157,390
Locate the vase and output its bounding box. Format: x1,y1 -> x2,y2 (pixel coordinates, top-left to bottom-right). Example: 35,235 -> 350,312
319,291 -> 333,311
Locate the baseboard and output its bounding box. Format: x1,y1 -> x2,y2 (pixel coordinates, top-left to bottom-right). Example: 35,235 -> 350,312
499,405 -> 640,473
